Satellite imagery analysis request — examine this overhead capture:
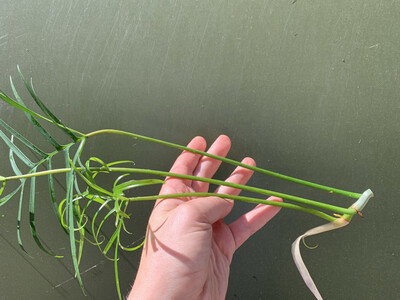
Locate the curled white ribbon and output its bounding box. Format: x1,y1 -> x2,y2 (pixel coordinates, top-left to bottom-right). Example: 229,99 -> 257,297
291,218 -> 349,299
291,189 -> 373,299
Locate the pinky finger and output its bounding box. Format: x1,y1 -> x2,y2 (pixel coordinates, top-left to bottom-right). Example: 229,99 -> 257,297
229,197 -> 282,249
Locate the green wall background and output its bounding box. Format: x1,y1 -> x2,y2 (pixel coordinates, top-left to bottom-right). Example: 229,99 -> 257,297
1,1 -> 399,299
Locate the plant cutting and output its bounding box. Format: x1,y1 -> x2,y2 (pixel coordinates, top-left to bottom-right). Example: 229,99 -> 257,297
0,67 -> 373,299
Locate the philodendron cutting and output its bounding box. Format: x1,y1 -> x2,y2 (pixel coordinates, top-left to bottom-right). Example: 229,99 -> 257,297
0,67 -> 373,299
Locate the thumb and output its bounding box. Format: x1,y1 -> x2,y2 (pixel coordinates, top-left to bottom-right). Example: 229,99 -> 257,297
183,196 -> 233,224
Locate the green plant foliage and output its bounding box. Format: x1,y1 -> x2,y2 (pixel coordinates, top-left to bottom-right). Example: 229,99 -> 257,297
17,66 -> 78,142
0,119 -> 47,158
0,71 -> 373,299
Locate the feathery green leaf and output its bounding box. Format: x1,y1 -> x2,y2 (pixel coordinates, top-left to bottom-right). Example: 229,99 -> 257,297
73,200 -> 86,266
95,208 -> 117,242
0,185 -> 23,206
103,224 -> 121,256
113,179 -> 164,196
0,89 -> 47,122
8,78 -> 62,150
106,160 -> 135,167
119,238 -> 145,252
114,221 -> 122,300
47,158 -> 69,234
16,183 -> 31,256
29,166 -> 63,258
0,119 -> 48,158
64,144 -> 86,294
0,131 -> 35,168
91,198 -> 117,261
16,66 -> 78,142
87,157 -> 110,172
9,143 -> 32,256
74,169 -> 114,197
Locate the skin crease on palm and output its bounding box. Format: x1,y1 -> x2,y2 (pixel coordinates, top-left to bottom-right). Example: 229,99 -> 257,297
128,135 -> 282,300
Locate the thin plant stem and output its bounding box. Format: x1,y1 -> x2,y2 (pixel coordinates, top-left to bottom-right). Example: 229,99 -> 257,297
1,109 -> 362,202
127,193 -> 337,222
0,167 -> 357,216
84,129 -> 362,199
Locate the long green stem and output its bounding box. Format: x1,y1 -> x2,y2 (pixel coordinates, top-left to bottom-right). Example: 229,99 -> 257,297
18,124 -> 361,199
127,193 -> 337,222
0,166 -> 357,215
84,129 -> 362,199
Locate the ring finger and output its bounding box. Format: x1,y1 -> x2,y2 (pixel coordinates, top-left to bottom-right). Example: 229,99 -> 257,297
214,157 -> 256,196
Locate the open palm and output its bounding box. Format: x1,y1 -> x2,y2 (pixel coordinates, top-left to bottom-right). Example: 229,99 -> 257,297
129,135 -> 281,300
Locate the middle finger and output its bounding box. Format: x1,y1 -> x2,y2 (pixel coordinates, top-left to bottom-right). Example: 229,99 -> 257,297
191,135 -> 231,192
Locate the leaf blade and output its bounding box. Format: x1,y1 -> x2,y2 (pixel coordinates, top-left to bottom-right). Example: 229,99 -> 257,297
9,143 -> 32,256
0,185 -> 23,206
17,67 -> 78,142
0,131 -> 35,168
8,79 -> 62,150
0,119 -> 48,158
114,221 -> 122,300
17,182 -> 31,256
47,158 -> 69,234
29,166 -> 63,258
113,179 -> 164,196
64,145 -> 86,294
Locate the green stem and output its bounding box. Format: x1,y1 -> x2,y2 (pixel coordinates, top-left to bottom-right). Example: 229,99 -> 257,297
114,221 -> 122,300
0,93 -> 363,200
84,129 -> 362,199
127,193 -> 337,222
1,166 -> 356,215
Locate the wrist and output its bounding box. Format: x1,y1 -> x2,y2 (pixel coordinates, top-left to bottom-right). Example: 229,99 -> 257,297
128,260 -> 195,300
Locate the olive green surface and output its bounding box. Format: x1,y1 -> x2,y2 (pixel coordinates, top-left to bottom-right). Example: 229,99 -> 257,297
0,1 -> 399,299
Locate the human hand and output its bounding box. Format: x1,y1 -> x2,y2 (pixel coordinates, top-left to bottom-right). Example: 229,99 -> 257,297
128,135 -> 281,300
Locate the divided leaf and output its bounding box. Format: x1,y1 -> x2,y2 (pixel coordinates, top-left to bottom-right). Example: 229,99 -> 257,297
0,131 -> 35,168
9,143 -> 31,256
64,144 -> 86,294
0,185 -> 23,207
29,166 -> 63,258
16,66 -> 78,142
113,179 -> 164,196
0,119 -> 48,159
9,78 -> 62,150
47,158 -> 69,235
